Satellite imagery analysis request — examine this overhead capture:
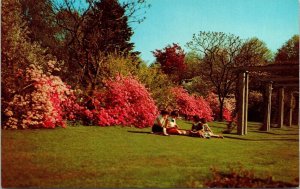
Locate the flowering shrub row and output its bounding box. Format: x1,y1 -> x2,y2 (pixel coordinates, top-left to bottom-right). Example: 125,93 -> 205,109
4,68 -> 233,129
171,87 -> 213,121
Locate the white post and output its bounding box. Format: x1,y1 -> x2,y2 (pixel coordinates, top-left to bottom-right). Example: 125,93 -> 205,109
244,71 -> 249,135
237,72 -> 245,135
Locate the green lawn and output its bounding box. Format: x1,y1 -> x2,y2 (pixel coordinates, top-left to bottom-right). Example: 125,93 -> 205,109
2,120 -> 299,188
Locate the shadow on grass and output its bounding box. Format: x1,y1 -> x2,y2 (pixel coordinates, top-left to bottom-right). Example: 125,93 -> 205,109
251,131 -> 299,136
223,136 -> 251,140
127,131 -> 151,134
253,138 -> 299,142
224,135 -> 298,142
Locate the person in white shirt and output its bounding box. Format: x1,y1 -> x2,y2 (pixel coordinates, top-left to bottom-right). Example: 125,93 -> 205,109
152,110 -> 169,136
166,110 -> 187,135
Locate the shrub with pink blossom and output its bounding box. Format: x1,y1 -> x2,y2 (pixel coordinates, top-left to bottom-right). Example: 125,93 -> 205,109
171,87 -> 213,121
3,63 -> 79,129
206,92 -> 236,121
84,75 -> 158,128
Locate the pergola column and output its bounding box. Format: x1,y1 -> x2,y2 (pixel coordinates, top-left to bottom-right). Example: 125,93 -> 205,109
244,71 -> 249,135
278,87 -> 284,128
287,91 -> 294,127
237,72 -> 247,135
262,81 -> 272,131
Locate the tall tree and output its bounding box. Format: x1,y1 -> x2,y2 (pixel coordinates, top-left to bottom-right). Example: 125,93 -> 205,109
275,35 -> 299,64
153,43 -> 187,84
53,0 -> 149,92
186,31 -> 271,120
83,0 -> 135,55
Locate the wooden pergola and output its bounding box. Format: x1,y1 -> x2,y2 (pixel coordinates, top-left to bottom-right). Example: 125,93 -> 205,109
233,63 -> 299,135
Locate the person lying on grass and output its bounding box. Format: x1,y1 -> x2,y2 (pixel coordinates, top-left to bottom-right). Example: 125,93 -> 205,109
200,117 -> 224,139
152,110 -> 169,136
189,116 -> 224,139
166,110 -> 187,135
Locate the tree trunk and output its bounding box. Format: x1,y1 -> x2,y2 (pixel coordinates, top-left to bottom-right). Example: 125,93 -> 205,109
218,98 -> 224,121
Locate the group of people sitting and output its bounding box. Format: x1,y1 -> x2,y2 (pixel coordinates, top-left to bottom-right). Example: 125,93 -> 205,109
152,110 -> 223,139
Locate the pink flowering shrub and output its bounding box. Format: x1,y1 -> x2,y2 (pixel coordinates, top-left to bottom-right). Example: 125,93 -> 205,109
84,75 -> 158,128
206,92 -> 236,121
3,63 -> 79,129
171,87 -> 213,121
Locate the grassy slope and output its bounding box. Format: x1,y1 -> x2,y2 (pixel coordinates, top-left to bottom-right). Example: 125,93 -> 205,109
2,120 -> 299,188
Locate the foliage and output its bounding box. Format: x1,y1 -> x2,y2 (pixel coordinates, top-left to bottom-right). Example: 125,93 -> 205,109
153,43 -> 187,83
82,75 -> 158,128
182,76 -> 212,97
183,52 -> 213,96
136,63 -> 174,110
171,87 -> 213,120
82,53 -> 141,91
101,53 -> 140,78
82,0 -> 135,55
183,51 -> 202,79
3,63 -> 77,129
205,92 -> 235,121
186,31 -> 271,120
1,0 -> 66,129
19,0 -> 60,54
53,0 -> 149,90
1,0 -> 54,101
248,91 -> 264,122
275,35 -> 299,63
234,37 -> 273,66
204,165 -> 298,188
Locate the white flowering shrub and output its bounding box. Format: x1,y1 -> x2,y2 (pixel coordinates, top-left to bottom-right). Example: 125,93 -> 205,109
3,62 -> 78,129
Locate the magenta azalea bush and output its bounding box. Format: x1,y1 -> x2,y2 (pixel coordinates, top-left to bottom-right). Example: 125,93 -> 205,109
171,87 -> 213,121
3,63 -> 78,129
83,75 -> 158,128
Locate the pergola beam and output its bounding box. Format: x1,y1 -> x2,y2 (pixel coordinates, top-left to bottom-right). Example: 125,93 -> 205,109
259,77 -> 299,82
231,64 -> 299,72
273,83 -> 299,87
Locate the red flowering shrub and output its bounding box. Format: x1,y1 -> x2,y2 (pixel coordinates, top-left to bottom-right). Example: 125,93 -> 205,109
153,43 -> 187,83
85,75 -> 158,128
171,87 -> 213,121
206,92 -> 236,121
3,63 -> 79,129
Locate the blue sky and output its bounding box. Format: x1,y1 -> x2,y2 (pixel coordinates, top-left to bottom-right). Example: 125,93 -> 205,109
130,0 -> 299,64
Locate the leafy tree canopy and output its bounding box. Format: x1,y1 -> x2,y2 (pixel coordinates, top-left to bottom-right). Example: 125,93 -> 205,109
275,35 -> 299,64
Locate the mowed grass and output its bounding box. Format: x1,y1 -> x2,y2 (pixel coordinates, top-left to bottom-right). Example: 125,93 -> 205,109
2,120 -> 299,188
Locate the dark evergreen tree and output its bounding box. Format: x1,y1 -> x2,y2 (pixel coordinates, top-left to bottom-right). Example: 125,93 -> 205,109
82,0 -> 136,56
